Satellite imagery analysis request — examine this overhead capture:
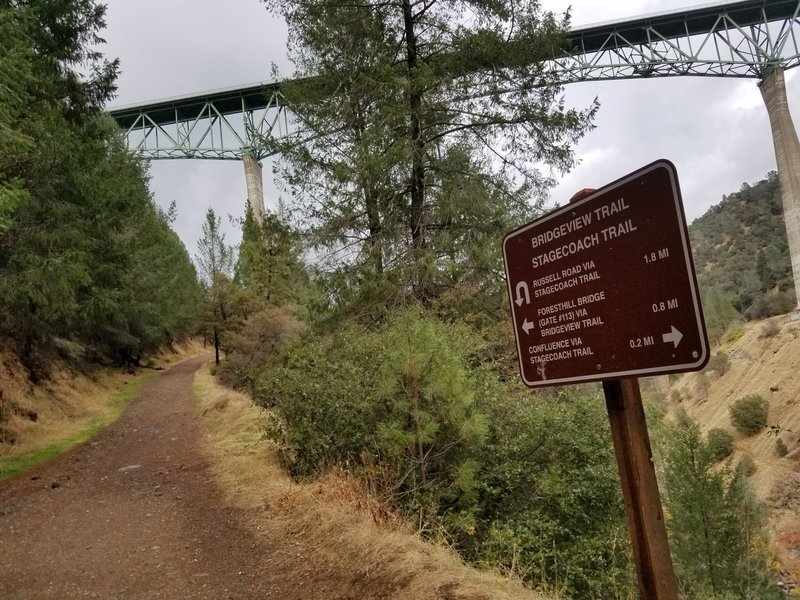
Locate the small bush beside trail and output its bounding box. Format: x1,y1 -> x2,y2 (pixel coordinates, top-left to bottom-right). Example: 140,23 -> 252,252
216,307 -> 303,394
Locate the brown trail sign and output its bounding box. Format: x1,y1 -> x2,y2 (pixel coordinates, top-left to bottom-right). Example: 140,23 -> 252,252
503,159 -> 708,387
502,160 -> 710,600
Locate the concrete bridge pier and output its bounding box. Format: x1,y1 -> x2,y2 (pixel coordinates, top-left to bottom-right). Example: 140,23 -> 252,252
243,153 -> 265,224
760,68 -> 800,315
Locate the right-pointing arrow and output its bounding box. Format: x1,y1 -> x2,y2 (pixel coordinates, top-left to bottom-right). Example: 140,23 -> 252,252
662,326 -> 683,348
522,319 -> 534,335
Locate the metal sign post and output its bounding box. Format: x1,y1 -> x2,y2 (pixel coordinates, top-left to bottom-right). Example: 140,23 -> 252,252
502,161 -> 709,600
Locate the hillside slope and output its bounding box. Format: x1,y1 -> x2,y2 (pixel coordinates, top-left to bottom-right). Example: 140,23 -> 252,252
688,173 -> 795,340
663,315 -> 800,577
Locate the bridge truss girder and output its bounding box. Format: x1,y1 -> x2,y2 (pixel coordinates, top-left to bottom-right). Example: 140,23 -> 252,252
109,1 -> 800,161
557,2 -> 800,82
111,84 -> 288,161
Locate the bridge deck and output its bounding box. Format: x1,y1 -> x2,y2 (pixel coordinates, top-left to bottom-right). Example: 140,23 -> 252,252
575,0 -> 798,51
110,81 -> 282,130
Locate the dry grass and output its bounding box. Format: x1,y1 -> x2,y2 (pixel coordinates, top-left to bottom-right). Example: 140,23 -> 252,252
193,362 -> 553,600
0,340 -> 205,479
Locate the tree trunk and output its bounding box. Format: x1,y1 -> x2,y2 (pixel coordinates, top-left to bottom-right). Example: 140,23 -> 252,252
213,325 -> 220,366
402,0 -> 429,300
364,182 -> 384,274
409,372 -> 427,487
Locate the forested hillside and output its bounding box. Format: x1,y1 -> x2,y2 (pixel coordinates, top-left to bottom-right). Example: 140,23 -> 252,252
689,172 -> 795,341
0,0 -> 201,378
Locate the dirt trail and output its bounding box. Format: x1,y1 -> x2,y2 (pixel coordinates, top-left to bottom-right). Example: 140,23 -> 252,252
0,355 -> 304,599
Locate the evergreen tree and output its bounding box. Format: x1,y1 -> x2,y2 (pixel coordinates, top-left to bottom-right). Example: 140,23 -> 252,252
659,418 -> 780,599
267,0 -> 596,310
235,202 -> 309,307
0,0 -> 201,373
196,208 -> 237,365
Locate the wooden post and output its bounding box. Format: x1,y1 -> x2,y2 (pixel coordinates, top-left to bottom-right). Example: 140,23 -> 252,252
603,378 -> 678,600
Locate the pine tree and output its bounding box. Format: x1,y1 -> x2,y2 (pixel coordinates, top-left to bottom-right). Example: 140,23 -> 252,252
659,418 -> 781,599
196,209 -> 237,365
0,0 -> 202,374
267,0 -> 596,309
235,202 -> 309,307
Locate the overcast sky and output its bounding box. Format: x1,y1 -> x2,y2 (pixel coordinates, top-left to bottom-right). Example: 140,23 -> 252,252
101,0 -> 800,256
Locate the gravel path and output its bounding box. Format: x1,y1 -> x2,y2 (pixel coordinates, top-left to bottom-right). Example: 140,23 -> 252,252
0,355 -> 288,599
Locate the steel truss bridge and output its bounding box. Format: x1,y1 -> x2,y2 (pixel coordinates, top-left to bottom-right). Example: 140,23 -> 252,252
108,0 -> 800,309
109,0 -> 800,162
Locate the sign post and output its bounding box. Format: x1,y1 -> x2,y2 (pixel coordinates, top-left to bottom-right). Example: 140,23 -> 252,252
502,160 -> 709,600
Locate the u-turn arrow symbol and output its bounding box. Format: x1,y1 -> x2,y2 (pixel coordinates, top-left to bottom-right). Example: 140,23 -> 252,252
515,281 -> 531,307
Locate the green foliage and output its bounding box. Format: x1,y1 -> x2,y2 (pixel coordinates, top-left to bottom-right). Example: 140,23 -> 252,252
775,437 -> 789,458
216,307 -> 304,394
0,0 -> 201,375
196,208 -> 242,365
259,308 -> 487,523
658,418 -> 780,599
235,202 -> 312,308
707,351 -> 730,376
729,395 -> 769,436
700,289 -> 740,345
196,208 -> 235,286
267,0 -> 596,311
707,428 -> 734,461
256,311 -> 633,598
736,454 -> 758,478
465,386 -> 635,598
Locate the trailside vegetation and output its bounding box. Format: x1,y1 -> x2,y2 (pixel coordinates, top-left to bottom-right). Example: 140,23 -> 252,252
195,1 -> 786,597
0,0 -> 201,377
656,415 -> 781,599
266,0 -> 597,316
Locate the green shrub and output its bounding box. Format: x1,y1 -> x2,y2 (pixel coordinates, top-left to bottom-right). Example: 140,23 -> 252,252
674,405 -> 693,428
707,351 -> 730,376
258,308 -> 487,526
707,428 -> 734,461
726,327 -> 745,343
258,309 -> 637,598
737,454 -> 757,477
463,386 -> 635,598
729,395 -> 769,435
216,307 -> 303,393
749,292 -> 794,320
776,437 -> 789,458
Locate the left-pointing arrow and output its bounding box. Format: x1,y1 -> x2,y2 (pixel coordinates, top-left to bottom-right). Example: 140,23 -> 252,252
515,281 -> 531,307
522,319 -> 534,335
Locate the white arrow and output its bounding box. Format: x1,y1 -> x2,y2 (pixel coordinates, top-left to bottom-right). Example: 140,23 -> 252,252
515,281 -> 531,307
522,319 -> 534,335
662,326 -> 683,348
